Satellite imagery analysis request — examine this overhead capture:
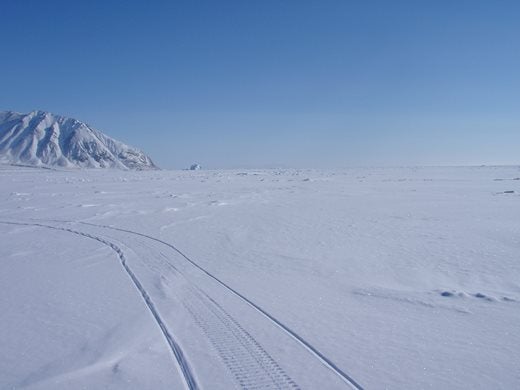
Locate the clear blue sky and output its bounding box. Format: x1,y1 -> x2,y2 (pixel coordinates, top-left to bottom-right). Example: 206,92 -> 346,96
1,0 -> 519,168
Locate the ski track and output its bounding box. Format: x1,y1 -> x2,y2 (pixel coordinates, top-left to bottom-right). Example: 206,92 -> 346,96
76,220 -> 364,390
0,220 -> 198,390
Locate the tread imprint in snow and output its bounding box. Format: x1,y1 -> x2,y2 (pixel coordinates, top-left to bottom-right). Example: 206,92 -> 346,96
182,285 -> 299,389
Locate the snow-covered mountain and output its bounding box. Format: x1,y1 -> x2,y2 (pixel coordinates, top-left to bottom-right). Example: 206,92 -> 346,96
0,110 -> 158,170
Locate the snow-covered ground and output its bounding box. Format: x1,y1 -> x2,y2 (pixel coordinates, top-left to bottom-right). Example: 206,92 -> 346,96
1,165 -> 519,389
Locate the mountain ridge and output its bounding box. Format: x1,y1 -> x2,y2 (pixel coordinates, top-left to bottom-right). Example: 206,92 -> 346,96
0,110 -> 158,170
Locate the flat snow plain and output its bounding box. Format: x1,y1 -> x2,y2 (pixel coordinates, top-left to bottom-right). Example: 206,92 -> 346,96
1,165 -> 519,389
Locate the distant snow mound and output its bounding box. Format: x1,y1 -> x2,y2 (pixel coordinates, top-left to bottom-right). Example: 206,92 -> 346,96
190,163 -> 202,171
0,110 -> 158,170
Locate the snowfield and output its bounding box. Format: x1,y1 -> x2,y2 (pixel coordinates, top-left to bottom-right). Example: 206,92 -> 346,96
1,165 -> 519,389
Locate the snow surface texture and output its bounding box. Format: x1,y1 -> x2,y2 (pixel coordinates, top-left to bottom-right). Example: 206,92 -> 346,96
0,110 -> 157,170
1,166 -> 519,389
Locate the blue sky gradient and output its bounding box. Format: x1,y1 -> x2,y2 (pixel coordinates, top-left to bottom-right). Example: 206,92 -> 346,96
1,0 -> 519,168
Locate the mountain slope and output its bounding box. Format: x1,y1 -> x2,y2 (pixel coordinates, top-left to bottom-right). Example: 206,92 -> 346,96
0,110 -> 158,169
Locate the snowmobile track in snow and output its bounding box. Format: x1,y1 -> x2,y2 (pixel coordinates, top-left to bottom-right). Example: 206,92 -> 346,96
0,221 -> 199,390
77,220 -> 364,390
97,228 -> 300,389
183,285 -> 298,389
